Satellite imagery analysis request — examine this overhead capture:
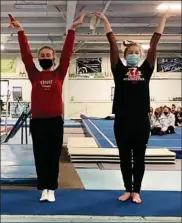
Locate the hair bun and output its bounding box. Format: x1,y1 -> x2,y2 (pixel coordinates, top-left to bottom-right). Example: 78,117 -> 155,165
123,40 -> 135,47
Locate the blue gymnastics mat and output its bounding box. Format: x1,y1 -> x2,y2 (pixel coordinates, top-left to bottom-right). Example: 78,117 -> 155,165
0,119 -> 82,128
1,189 -> 181,217
1,145 -> 37,185
82,117 -> 182,158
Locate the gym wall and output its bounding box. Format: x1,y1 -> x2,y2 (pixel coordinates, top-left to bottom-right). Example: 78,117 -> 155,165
1,55 -> 181,118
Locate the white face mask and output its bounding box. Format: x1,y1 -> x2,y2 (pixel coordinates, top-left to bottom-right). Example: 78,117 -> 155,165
126,54 -> 140,67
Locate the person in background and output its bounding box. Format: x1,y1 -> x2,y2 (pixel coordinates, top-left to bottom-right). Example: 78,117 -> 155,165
159,106 -> 163,114
150,107 -> 163,135
8,14 -> 85,202
161,106 -> 175,134
175,107 -> 182,127
176,107 -> 182,113
149,107 -> 153,119
94,9 -> 170,204
171,104 -> 176,115
174,106 -> 181,126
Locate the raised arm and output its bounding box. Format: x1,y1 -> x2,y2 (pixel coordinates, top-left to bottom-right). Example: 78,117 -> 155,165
8,16 -> 37,81
94,12 -> 123,70
55,29 -> 75,79
56,14 -> 85,80
145,10 -> 170,67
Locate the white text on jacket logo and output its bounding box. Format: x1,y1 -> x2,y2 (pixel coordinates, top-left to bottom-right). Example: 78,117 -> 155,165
40,80 -> 53,90
123,68 -> 144,81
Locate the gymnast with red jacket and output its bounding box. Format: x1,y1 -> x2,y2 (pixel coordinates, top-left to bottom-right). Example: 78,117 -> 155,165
8,14 -> 85,202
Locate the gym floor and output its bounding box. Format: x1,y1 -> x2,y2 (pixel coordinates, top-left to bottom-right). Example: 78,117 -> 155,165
1,118 -> 181,222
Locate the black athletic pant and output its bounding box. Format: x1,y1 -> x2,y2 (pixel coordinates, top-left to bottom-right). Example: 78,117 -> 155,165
151,127 -> 162,135
166,126 -> 175,134
30,116 -> 64,190
114,114 -> 150,193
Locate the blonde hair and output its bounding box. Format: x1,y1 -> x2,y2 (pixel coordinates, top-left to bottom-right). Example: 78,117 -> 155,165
38,46 -> 56,66
123,40 -> 144,58
38,46 -> 56,57
155,107 -> 162,115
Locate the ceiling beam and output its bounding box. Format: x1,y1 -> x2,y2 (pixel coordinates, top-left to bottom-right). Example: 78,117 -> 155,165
1,4 -> 171,18
1,22 -> 181,28
0,1 -> 169,6
1,16 -> 181,24
66,1 -> 77,33
2,26 -> 180,35
2,43 -> 180,51
2,33 -> 181,41
1,48 -> 181,57
5,40 -> 181,45
0,1 -> 66,6
1,11 -> 64,18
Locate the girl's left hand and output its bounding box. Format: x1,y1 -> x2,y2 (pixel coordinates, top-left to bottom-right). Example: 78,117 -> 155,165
162,8 -> 176,19
72,13 -> 85,28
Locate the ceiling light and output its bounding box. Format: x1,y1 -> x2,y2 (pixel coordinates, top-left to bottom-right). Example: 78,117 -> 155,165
14,3 -> 47,9
157,3 -> 181,11
1,44 -> 5,50
141,44 -> 150,50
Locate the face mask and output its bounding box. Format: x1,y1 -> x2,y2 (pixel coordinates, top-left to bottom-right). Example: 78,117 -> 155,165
126,54 -> 140,67
164,112 -> 168,116
39,59 -> 53,70
155,112 -> 158,116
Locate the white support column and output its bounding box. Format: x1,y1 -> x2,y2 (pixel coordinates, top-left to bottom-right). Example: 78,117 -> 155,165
66,1 -> 77,33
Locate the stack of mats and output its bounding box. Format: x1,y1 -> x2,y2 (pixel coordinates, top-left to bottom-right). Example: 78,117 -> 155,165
67,116 -> 178,164
1,145 -> 37,185
68,138 -> 176,164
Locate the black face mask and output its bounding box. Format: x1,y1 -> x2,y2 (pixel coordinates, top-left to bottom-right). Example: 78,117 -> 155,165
164,112 -> 168,116
39,59 -> 53,70
155,112 -> 158,116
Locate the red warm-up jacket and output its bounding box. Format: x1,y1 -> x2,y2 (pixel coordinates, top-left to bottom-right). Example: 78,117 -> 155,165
18,30 -> 75,119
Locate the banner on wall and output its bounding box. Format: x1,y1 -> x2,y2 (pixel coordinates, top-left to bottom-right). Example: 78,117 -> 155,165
157,57 -> 182,72
1,58 -> 16,73
1,58 -> 28,78
73,58 -> 103,78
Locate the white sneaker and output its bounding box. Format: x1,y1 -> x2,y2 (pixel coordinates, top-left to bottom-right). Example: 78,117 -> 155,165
40,189 -> 48,201
47,190 -> 55,202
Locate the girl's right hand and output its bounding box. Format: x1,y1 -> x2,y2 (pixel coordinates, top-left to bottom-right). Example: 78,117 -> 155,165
8,15 -> 23,31
94,12 -> 108,22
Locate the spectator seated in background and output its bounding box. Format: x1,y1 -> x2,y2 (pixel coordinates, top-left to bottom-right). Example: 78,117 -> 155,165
159,106 -> 163,114
150,108 -> 163,135
176,106 -> 182,113
175,107 -> 182,127
161,106 -> 175,134
149,107 -> 153,119
171,104 -> 177,116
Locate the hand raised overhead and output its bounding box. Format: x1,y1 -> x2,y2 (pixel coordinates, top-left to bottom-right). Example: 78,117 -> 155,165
8,14 -> 23,31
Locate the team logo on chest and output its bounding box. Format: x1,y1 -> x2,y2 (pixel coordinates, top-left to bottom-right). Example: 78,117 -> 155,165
123,68 -> 144,83
40,80 -> 53,91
